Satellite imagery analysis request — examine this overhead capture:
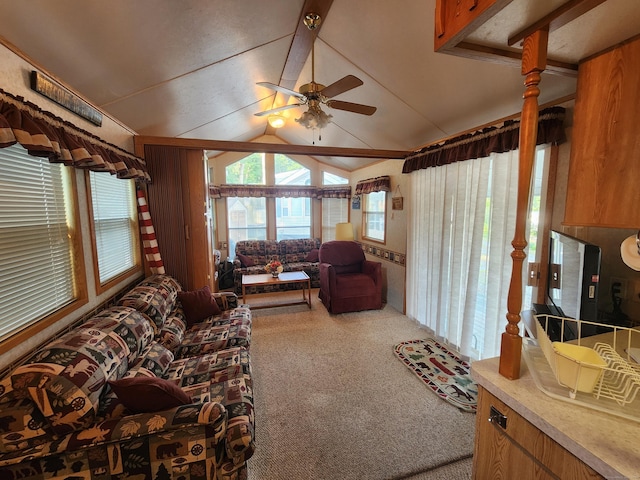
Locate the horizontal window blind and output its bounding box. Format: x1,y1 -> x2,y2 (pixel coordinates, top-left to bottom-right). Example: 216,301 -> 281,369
322,198 -> 348,242
0,144 -> 75,339
89,171 -> 136,284
363,191 -> 386,241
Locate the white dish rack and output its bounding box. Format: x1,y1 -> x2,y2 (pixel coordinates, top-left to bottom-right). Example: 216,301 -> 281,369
523,314 -> 640,422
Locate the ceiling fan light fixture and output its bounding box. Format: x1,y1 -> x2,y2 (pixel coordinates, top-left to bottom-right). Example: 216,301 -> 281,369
296,104 -> 332,130
267,114 -> 285,129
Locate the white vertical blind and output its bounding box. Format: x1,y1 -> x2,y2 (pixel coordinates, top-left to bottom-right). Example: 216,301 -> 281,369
0,144 -> 75,339
406,150 -> 521,360
89,171 -> 136,283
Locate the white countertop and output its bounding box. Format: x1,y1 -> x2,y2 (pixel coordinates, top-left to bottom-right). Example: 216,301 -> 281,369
472,357 -> 640,479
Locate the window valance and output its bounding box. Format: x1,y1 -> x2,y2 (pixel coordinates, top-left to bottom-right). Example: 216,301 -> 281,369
209,184 -> 351,199
402,106 -> 566,174
355,175 -> 391,195
0,88 -> 150,182
317,185 -> 351,198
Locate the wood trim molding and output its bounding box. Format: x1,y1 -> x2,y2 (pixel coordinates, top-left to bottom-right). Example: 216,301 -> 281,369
453,42 -> 577,76
134,135 -> 411,160
508,0 -> 607,47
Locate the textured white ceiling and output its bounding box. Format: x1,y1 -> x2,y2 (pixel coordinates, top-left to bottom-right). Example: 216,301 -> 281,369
0,0 -> 636,170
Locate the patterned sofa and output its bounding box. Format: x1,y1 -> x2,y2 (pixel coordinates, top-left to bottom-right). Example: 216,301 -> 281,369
0,274 -> 254,480
233,238 -> 321,294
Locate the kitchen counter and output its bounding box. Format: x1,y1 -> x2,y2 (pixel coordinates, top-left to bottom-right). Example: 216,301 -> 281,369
472,357 -> 640,479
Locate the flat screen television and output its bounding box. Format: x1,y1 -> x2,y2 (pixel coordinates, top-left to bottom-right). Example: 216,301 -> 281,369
534,230 -> 602,341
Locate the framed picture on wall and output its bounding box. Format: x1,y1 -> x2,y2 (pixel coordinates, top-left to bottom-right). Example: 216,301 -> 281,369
392,185 -> 403,210
352,195 -> 361,209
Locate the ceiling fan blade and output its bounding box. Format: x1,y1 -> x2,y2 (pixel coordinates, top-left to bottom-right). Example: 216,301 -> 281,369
254,104 -> 302,117
257,82 -> 306,100
326,100 -> 377,116
321,75 -> 364,98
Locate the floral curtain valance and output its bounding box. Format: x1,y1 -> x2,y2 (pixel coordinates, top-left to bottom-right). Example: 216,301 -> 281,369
355,175 -> 391,195
0,88 -> 150,182
402,106 -> 566,174
317,185 -> 351,199
209,184 -> 351,199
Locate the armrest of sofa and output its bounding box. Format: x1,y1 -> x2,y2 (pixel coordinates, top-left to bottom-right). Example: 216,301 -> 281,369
65,401 -> 227,451
213,291 -> 239,311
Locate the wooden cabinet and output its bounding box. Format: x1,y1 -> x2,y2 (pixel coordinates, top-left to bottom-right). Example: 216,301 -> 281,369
564,35 -> 640,228
434,0 -> 508,52
144,145 -> 213,291
473,386 -> 603,479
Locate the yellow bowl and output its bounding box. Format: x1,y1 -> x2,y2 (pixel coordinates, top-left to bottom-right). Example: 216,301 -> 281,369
552,342 -> 607,394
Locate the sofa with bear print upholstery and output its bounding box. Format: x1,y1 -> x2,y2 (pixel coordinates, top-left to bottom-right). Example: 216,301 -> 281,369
0,274 -> 254,480
232,238 -> 321,295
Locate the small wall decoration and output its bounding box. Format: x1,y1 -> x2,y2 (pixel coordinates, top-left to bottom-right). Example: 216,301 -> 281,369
392,185 -> 404,210
31,71 -> 103,126
352,195 -> 361,210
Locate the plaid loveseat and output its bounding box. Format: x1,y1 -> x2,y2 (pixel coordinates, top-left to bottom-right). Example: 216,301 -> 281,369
0,274 -> 254,480
233,238 -> 321,294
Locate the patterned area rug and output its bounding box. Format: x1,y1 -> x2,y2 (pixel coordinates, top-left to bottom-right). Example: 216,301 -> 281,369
394,339 -> 478,412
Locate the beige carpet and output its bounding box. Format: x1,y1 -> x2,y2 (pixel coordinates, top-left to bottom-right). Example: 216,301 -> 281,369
245,290 -> 475,480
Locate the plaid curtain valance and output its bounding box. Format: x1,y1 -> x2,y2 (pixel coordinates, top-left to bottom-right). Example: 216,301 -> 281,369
209,184 -> 351,199
402,106 -> 566,174
0,88 -> 150,182
354,175 -> 391,195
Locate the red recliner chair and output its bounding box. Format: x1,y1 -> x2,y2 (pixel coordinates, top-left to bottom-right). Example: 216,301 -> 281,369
318,241 -> 383,314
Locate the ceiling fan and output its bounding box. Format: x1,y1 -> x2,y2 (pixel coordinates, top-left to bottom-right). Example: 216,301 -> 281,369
255,12 -> 377,129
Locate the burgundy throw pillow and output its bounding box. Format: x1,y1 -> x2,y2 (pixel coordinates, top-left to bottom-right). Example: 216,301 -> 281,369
108,377 -> 191,413
177,285 -> 221,326
305,248 -> 319,262
237,253 -> 254,267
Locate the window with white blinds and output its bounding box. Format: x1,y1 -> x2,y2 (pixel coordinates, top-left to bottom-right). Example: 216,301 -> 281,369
321,198 -> 348,242
89,171 -> 138,285
0,144 -> 76,339
362,191 -> 386,242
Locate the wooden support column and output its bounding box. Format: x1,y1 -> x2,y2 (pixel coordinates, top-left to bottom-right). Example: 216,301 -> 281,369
499,28 -> 548,380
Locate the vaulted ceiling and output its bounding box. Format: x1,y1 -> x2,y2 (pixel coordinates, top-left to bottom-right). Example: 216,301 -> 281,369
0,0 -> 638,170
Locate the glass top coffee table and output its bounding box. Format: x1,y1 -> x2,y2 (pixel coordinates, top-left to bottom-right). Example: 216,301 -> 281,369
241,271 -> 312,309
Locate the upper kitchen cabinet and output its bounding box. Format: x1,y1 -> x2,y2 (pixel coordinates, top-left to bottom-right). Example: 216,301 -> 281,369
433,0 -> 640,229
433,0 -> 640,77
563,34 -> 640,228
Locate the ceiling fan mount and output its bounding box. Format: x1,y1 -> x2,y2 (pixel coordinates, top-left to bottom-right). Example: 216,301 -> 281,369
255,13 -> 377,128
303,12 -> 322,30
299,82 -> 325,99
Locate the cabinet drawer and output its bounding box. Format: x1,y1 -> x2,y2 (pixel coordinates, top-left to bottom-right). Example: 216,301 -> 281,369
474,387 -> 603,479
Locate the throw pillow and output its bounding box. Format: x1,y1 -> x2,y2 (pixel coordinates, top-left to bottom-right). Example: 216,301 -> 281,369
305,248 -> 319,262
108,377 -> 191,413
237,253 -> 254,267
177,285 -> 221,326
